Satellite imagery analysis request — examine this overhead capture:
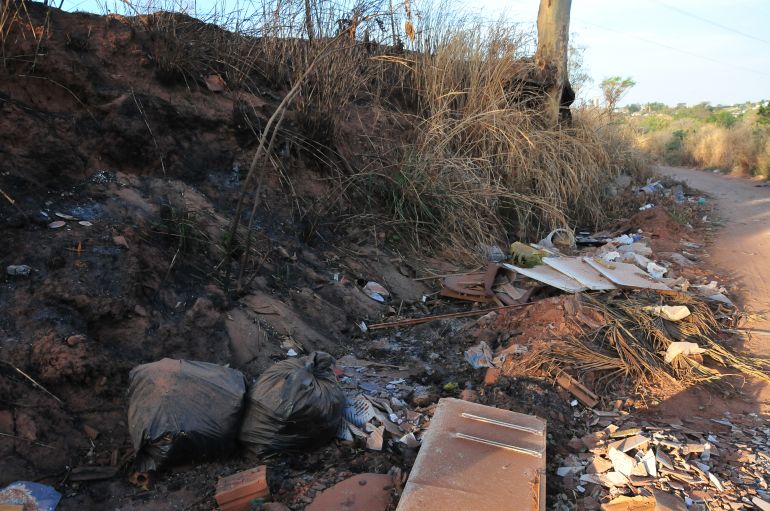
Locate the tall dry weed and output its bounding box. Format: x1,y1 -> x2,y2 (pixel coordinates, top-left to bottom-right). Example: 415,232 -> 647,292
58,0 -> 649,259
352,18 -> 648,258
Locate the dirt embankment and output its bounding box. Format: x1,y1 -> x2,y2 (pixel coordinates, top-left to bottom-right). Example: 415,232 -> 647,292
0,4 -> 429,508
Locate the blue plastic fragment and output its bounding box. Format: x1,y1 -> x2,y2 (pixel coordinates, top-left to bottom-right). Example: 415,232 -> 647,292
0,481 -> 61,511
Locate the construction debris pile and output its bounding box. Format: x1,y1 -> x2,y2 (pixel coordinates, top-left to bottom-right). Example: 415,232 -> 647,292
335,354 -> 430,452
556,411 -> 770,511
416,202 -> 766,403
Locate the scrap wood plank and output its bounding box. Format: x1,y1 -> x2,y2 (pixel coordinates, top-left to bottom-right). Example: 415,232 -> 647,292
556,373 -> 599,408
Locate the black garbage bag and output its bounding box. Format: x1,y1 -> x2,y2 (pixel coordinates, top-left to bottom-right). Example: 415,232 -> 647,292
127,358 -> 247,472
238,351 -> 345,455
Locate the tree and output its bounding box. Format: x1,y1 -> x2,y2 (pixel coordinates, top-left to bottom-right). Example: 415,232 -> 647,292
568,37 -> 591,97
757,101 -> 770,125
535,0 -> 573,125
600,76 -> 635,112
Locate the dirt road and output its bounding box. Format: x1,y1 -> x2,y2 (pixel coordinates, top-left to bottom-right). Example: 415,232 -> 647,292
658,165 -> 770,347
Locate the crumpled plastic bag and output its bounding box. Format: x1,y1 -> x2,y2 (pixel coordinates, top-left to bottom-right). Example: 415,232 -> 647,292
538,228 -> 575,251
239,351 -> 345,455
127,358 -> 247,472
646,261 -> 667,279
464,341 -> 495,369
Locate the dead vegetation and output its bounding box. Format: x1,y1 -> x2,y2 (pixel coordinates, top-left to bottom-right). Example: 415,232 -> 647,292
50,0 -> 652,263
515,291 -> 770,398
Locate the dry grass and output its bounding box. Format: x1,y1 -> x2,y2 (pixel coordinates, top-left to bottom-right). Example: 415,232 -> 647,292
0,0 -> 49,69
347,18 -> 649,259
685,121 -> 768,176
633,110 -> 770,179
519,291 -> 770,397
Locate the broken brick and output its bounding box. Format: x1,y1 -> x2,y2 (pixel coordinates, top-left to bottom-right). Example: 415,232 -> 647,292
215,466 -> 269,511
483,367 -> 501,385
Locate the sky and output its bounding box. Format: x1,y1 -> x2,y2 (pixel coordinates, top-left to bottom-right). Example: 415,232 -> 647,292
62,0 -> 770,106
457,0 -> 770,106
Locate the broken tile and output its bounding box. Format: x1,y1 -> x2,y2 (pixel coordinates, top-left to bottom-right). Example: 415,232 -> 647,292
397,398 -> 546,510
599,494 -> 655,511
608,448 -> 637,477
608,435 -> 649,453
587,457 -> 614,474
306,473 -> 392,511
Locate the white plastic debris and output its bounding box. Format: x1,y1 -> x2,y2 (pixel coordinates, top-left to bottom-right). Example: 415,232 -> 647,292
646,261 -> 667,279
643,305 -> 691,321
538,228 -> 575,251
617,242 -> 653,257
398,432 -> 420,448
464,341 -> 495,369
287,348 -> 298,357
639,203 -> 654,211
363,281 -> 390,302
622,252 -> 653,271
664,342 -> 707,364
601,251 -> 620,263
556,466 -> 583,477
613,234 -> 635,245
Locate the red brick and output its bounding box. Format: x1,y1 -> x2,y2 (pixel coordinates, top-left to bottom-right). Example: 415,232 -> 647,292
215,466 -> 269,511
483,367 -> 500,385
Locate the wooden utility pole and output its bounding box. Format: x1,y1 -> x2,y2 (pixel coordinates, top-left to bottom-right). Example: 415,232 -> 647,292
535,0 -> 572,125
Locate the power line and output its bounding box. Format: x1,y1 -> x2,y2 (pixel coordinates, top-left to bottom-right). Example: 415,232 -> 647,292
649,0 -> 770,46
573,17 -> 770,79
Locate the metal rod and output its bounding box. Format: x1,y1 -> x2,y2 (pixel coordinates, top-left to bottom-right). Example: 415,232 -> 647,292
461,413 -> 544,436
367,302 -> 533,330
455,432 -> 543,458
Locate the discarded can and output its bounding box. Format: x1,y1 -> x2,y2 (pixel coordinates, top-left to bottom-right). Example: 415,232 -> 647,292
6,265 -> 32,276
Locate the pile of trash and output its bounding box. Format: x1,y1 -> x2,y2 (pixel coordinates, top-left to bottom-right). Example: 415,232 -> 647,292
557,411 -> 770,511
404,202 -> 760,403
127,353 -> 346,476
125,351 -> 430,484
334,354 -> 431,452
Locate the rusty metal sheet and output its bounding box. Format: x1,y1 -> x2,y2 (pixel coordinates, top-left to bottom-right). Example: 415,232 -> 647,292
397,398 -> 546,511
